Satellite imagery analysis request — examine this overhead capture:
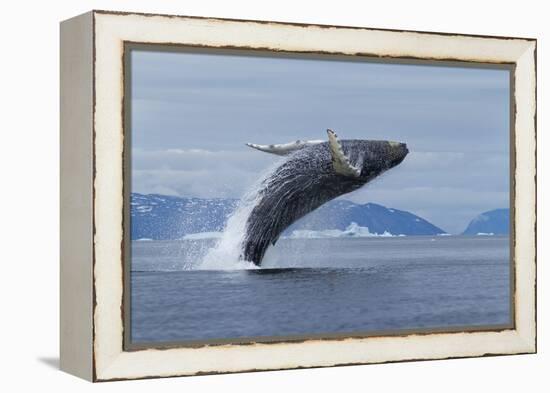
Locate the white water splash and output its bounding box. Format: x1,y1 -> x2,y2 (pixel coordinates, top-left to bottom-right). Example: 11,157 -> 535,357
199,161 -> 284,270
199,195 -> 259,270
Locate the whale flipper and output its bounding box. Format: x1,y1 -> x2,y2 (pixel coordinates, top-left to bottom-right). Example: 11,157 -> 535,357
245,139 -> 323,156
327,129 -> 361,177
246,132 -> 361,178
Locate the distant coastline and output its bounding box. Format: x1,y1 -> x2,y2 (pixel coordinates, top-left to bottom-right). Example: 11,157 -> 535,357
130,193 -> 509,241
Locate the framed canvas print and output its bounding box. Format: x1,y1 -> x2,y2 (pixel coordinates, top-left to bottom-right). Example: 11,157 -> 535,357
60,10 -> 537,382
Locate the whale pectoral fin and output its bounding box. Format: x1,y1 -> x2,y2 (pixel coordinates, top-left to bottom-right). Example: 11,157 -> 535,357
327,129 -> 361,177
246,140 -> 323,156
245,142 -> 288,156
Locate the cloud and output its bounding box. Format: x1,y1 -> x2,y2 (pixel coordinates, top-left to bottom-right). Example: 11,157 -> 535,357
132,147 -> 278,199
132,147 -> 272,171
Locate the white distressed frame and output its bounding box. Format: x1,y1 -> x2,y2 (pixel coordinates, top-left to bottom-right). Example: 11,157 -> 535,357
62,10 -> 536,382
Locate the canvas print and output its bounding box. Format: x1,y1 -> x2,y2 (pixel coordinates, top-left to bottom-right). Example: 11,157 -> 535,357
127,48 -> 512,345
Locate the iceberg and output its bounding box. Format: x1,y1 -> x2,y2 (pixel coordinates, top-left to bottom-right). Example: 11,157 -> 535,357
287,222 -> 400,239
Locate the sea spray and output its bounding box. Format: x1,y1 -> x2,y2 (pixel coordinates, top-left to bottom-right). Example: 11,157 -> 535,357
199,160 -> 285,270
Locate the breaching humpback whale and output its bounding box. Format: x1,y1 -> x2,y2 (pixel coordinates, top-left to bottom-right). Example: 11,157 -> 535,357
243,129 -> 408,266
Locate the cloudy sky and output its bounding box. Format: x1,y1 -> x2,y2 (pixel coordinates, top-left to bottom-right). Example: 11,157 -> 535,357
130,49 -> 510,234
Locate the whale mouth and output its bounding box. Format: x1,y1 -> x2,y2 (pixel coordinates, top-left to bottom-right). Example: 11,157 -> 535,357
389,142 -> 408,167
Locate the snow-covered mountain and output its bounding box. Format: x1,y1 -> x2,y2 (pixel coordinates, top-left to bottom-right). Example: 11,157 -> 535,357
131,193 -> 447,240
462,209 -> 510,235
286,199 -> 446,236
131,193 -> 237,240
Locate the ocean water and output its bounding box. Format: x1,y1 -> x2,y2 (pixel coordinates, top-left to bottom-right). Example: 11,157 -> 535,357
130,235 -> 511,344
